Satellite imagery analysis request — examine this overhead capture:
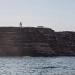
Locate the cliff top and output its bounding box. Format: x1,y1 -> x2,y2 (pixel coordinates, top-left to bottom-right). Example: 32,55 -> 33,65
0,27 -> 54,32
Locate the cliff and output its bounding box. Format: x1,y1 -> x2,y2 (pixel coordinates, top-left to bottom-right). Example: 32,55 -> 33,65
0,27 -> 75,56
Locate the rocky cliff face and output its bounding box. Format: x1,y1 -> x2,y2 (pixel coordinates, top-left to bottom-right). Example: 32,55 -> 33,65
0,27 -> 75,56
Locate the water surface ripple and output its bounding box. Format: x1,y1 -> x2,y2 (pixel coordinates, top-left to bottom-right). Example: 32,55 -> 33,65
0,57 -> 74,75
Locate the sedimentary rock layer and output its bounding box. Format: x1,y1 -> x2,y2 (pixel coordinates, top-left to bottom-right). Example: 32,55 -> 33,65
0,27 -> 74,56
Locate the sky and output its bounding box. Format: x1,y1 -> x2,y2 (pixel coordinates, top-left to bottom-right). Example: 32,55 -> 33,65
0,0 -> 75,31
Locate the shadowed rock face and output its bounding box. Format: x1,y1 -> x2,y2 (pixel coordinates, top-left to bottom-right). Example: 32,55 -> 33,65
0,27 -> 75,56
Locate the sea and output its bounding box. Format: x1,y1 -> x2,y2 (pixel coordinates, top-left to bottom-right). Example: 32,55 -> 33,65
0,56 -> 75,75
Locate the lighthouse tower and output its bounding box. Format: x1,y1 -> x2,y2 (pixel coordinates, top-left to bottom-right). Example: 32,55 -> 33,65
19,22 -> 22,28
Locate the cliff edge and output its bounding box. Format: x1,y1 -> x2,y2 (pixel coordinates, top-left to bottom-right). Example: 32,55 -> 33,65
0,27 -> 74,56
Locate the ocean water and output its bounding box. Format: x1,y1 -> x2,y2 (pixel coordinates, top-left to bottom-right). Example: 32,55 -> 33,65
0,57 -> 75,75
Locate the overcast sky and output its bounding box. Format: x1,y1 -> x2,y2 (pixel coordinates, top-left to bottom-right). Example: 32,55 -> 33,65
0,0 -> 75,31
